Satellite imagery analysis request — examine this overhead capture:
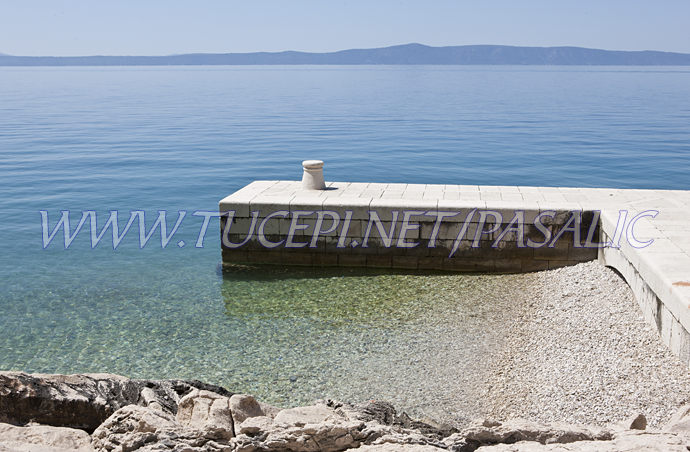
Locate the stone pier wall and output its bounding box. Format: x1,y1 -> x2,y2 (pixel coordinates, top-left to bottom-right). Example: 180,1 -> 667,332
599,232 -> 690,366
219,185 -> 598,273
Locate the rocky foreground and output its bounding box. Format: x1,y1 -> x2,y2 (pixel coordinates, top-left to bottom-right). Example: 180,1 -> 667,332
2,372 -> 690,451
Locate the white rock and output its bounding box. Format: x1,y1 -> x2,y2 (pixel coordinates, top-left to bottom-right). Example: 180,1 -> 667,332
274,403 -> 344,426
238,415 -> 275,435
476,430 -> 689,451
459,418 -> 611,445
176,388 -> 235,440
230,393 -> 280,425
91,405 -> 179,451
353,444 -> 444,451
664,404 -> 690,435
0,422 -> 93,452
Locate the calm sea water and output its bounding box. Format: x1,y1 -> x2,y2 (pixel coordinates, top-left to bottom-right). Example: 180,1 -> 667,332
1,66 -> 689,414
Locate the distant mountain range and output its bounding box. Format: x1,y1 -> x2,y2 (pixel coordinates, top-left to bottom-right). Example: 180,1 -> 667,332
2,43 -> 690,66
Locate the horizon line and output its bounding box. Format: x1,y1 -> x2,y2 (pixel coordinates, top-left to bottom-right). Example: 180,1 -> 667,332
3,43 -> 690,58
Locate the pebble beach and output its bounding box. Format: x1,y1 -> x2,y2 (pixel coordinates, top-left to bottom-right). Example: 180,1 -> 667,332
482,261 -> 690,428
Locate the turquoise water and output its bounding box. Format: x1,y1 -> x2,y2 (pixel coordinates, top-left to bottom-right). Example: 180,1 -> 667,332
1,66 -> 689,413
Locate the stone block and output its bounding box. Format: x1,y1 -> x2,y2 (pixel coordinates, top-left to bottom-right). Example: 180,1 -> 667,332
494,258 -> 524,273
567,244 -> 598,262
221,249 -> 248,263
547,260 -> 580,269
338,254 -> 367,267
391,256 -> 419,269
369,198 -> 437,221
313,253 -> 339,267
417,257 -> 444,270
366,255 -> 392,268
249,196 -> 292,218
280,251 -> 314,266
322,197 -> 372,220
520,259 -> 550,272
442,258 -> 495,272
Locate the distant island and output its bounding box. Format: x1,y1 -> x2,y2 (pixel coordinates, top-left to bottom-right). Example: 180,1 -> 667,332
2,43 -> 690,66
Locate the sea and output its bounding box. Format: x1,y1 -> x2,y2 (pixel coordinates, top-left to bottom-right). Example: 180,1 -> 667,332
1,65 -> 689,414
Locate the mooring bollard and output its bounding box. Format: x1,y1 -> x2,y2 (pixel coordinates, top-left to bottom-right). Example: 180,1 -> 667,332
301,160 -> 326,190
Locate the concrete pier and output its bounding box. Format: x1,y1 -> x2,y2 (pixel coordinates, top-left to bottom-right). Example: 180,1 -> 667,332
219,180 -> 690,365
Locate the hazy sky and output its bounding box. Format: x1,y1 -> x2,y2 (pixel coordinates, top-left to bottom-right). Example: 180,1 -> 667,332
2,0 -> 690,56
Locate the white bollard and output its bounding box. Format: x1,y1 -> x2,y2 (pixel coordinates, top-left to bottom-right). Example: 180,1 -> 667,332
301,160 -> 326,190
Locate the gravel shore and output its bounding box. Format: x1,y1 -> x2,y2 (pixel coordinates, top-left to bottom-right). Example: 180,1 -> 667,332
260,260 -> 690,430
482,260 -> 690,428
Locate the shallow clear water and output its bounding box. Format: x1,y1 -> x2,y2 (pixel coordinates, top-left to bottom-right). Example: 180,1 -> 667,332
2,262 -> 534,422
1,66 -> 689,415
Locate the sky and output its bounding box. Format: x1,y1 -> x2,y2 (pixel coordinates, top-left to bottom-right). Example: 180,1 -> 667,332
2,0 -> 690,56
